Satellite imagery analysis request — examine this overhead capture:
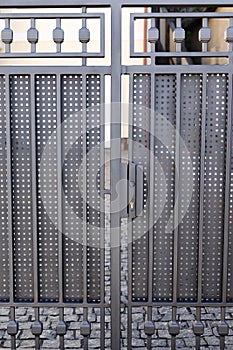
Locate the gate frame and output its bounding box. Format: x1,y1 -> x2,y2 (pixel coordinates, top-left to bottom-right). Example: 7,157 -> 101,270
1,2 -> 233,350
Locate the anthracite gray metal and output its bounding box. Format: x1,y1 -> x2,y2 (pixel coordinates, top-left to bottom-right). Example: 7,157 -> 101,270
0,1 -> 233,350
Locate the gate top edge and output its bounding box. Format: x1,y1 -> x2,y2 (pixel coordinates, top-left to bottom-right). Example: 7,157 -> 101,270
1,0 -> 233,8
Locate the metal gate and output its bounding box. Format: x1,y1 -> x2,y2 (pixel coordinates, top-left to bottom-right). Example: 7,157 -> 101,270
1,1 -> 233,349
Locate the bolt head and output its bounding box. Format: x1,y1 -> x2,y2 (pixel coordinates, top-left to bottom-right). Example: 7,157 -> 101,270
217,321 -> 229,336
53,27 -> 64,44
1,28 -> 13,44
56,321 -> 67,335
168,321 -> 180,335
173,27 -> 185,43
148,27 -> 159,44
79,27 -> 90,44
31,321 -> 43,336
144,321 -> 155,335
225,26 -> 233,43
7,321 -> 18,336
27,28 -> 39,44
192,321 -> 204,335
199,27 -> 211,43
80,321 -> 91,336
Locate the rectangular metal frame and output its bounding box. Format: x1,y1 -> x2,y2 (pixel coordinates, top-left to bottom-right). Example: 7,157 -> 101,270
0,2 -> 233,350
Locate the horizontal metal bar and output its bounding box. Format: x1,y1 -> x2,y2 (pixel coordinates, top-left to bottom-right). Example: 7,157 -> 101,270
123,0 -> 233,5
132,12 -> 233,19
123,65 -> 232,74
3,51 -> 226,60
0,302 -> 110,307
1,0 -> 233,7
130,52 -> 231,58
0,0 -> 111,6
127,301 -> 233,307
0,52 -> 104,58
0,66 -> 111,74
0,13 -> 104,19
0,64 -> 229,75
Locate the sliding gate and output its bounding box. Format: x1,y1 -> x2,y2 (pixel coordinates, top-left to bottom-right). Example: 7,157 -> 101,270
1,1 -> 233,349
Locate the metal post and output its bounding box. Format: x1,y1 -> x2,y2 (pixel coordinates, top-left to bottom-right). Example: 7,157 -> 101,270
110,2 -> 121,350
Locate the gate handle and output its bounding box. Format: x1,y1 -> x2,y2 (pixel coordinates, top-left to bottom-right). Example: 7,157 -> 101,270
128,163 -> 144,218
120,162 -> 144,218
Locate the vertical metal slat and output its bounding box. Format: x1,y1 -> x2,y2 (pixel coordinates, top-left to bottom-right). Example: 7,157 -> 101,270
56,74 -> 65,350
196,73 -> 207,350
82,73 -> 88,350
147,72 -> 155,350
6,74 -> 16,349
30,74 -> 40,349
110,3 -> 122,350
220,73 -> 233,349
100,74 -> 105,350
171,73 -> 181,350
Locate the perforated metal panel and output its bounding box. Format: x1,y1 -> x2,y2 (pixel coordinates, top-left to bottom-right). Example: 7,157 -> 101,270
62,74 -> 83,302
202,74 -> 228,301
130,72 -> 230,304
10,75 -> 34,302
36,74 -> 59,302
131,73 -> 151,301
0,76 -> 9,302
152,75 -> 176,302
177,74 -> 202,302
86,75 -> 102,302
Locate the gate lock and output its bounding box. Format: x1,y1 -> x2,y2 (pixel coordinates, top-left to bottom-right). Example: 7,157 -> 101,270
120,162 -> 144,219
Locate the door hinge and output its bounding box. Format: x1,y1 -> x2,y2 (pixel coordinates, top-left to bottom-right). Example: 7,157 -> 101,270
120,162 -> 144,219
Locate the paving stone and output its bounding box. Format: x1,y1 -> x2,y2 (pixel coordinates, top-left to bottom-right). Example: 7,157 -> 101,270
42,308 -> 59,316
20,329 -> 34,340
60,330 -> 74,340
1,339 -> 20,348
184,336 -> 207,347
69,321 -> 81,330
179,314 -> 195,321
90,329 -> 101,338
0,322 -> 8,330
132,313 -> 145,323
86,338 -> 101,348
15,309 -> 27,317
131,338 -> 146,347
64,315 -> 79,322
154,322 -> 168,330
42,339 -> 59,348
47,315 -> 59,322
17,316 -> 31,323
88,313 -> 97,323
161,313 -> 173,322
175,338 -> 186,348
41,329 -> 57,340
151,339 -> 167,347
157,330 -> 170,338
0,309 -> 10,316
64,308 -> 74,315
178,329 -> 195,338
65,339 -> 81,348
20,340 -> 37,348
18,322 -> 31,330
201,313 -> 216,320
225,336 -> 233,344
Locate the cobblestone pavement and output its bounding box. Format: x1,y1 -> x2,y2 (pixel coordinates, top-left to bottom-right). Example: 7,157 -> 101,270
1,299 -> 233,349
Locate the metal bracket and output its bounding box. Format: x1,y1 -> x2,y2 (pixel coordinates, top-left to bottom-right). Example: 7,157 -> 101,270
120,162 -> 144,219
